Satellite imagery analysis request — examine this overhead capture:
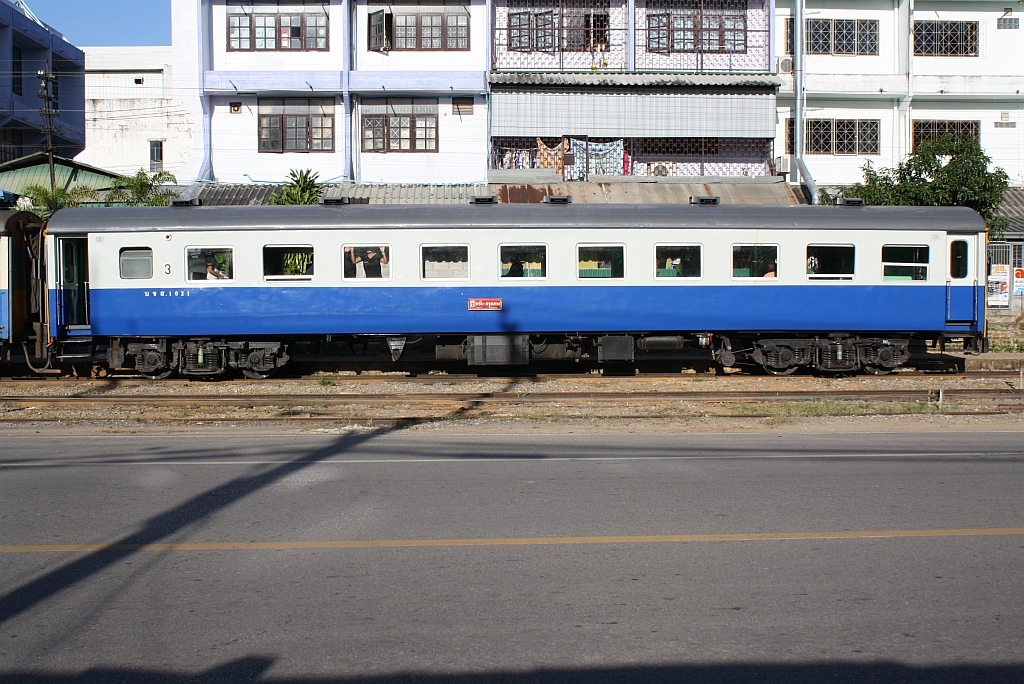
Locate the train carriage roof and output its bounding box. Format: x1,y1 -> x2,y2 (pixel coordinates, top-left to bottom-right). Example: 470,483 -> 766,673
45,204 -> 987,235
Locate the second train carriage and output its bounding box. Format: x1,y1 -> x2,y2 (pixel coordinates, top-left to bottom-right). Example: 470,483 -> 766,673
35,202 -> 986,377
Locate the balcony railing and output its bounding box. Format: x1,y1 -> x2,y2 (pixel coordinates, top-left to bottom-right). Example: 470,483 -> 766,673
492,0 -> 771,73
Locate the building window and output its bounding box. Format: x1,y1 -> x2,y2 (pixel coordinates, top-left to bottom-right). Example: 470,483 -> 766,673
0,128 -> 23,164
786,18 -> 878,55
510,1 -> 613,53
562,7 -> 609,52
227,3 -> 329,52
258,99 -> 335,153
997,16 -> 1019,30
787,119 -> 879,155
149,141 -> 164,172
361,99 -> 438,153
913,21 -> 978,56
371,9 -> 470,51
882,245 -> 928,281
119,248 -> 154,280
12,45 -> 21,96
452,97 -> 474,116
648,1 -> 746,54
912,120 -> 980,149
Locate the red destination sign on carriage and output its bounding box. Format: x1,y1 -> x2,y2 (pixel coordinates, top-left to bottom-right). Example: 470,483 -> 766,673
468,298 -> 503,311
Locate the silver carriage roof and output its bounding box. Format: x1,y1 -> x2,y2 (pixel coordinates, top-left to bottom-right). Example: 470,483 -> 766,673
45,203 -> 987,235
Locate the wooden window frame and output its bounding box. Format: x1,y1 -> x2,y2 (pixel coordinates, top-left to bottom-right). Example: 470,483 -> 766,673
258,99 -> 335,154
361,101 -> 439,154
382,11 -> 471,51
228,11 -> 329,52
647,8 -> 746,55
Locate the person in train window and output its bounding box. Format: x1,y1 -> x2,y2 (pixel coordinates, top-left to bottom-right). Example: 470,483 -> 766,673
506,258 -> 525,277
206,259 -> 226,279
763,262 -> 777,278
343,247 -> 356,279
354,246 -> 389,278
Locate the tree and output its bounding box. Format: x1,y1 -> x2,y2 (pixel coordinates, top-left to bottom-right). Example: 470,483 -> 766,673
106,169 -> 179,206
20,184 -> 96,221
837,134 -> 1010,238
269,169 -> 324,205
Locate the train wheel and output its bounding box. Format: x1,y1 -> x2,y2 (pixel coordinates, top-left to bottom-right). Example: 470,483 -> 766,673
763,364 -> 798,376
140,369 -> 174,380
242,368 -> 278,380
862,364 -> 893,376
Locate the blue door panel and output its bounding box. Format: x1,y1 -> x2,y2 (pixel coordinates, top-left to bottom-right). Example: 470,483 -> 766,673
81,285 -> 969,338
946,284 -> 976,322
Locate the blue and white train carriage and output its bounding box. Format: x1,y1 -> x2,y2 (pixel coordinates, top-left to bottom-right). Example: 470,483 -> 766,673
32,201 -> 986,377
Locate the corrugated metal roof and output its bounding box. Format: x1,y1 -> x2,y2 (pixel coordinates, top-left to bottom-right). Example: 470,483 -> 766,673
323,183 -> 489,204
48,204 -> 987,235
0,153 -> 120,195
488,72 -> 783,88
492,179 -> 799,205
191,184 -> 282,206
998,188 -> 1024,234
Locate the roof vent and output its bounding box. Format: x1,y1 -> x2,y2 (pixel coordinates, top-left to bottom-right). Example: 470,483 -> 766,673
171,197 -> 201,207
834,197 -> 865,206
319,196 -> 351,205
469,195 -> 498,205
542,195 -> 572,204
690,196 -> 720,205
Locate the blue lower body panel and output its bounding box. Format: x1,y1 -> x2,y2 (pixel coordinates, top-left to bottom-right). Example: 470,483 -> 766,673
76,285 -> 982,338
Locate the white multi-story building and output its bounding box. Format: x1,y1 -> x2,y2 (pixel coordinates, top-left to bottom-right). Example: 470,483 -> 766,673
77,46 -> 195,176
776,0 -> 1023,189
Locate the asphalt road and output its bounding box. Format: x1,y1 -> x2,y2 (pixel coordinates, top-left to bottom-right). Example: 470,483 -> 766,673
0,429 -> 1022,683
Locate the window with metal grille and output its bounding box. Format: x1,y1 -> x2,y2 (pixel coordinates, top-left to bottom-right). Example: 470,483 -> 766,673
509,1 -> 610,53
913,21 -> 978,56
997,17 -> 1019,30
0,128 -> 23,164
258,99 -> 335,153
361,99 -> 439,153
911,120 -> 980,149
786,18 -> 878,55
376,10 -> 470,51
788,119 -> 879,155
562,8 -> 609,51
647,1 -> 745,54
227,3 -> 329,51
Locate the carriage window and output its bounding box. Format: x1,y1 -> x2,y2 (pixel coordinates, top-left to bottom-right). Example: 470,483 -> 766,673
422,245 -> 469,279
733,245 -> 778,278
119,248 -> 153,279
344,245 -> 391,280
950,240 -> 968,279
882,245 -> 928,281
187,247 -> 233,281
578,245 -> 624,279
264,245 -> 314,280
500,245 -> 546,278
656,245 -> 701,278
807,245 -> 855,280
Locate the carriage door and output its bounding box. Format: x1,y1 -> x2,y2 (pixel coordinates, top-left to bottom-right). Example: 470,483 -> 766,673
946,235 -> 976,324
56,237 -> 90,332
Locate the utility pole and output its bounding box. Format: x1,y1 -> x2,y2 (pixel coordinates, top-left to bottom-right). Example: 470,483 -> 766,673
37,62 -> 59,192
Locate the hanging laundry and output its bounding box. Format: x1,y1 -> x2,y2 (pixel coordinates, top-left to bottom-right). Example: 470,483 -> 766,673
536,138 -> 565,174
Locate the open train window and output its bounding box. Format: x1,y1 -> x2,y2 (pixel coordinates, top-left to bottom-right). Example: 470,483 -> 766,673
882,245 -> 928,281
119,247 -> 153,279
500,244 -> 546,279
733,245 -> 778,278
807,245 -> 854,280
578,245 -> 624,279
422,245 -> 469,280
264,245 -> 314,280
186,247 -> 233,281
655,245 -> 701,279
950,240 -> 968,279
343,245 -> 391,280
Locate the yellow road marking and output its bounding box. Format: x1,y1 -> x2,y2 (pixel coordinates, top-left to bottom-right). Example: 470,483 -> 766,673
2,527 -> 1023,553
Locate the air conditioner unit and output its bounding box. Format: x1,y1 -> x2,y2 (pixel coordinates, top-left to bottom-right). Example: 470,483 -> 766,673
778,57 -> 793,74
